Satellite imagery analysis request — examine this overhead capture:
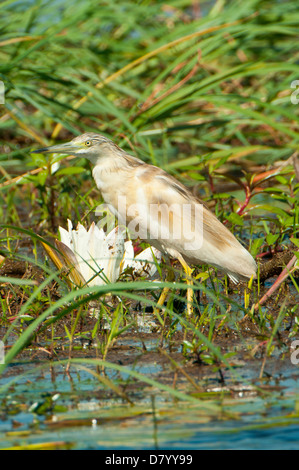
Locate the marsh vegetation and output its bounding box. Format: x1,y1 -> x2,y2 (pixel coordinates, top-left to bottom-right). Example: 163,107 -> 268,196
0,0 -> 298,450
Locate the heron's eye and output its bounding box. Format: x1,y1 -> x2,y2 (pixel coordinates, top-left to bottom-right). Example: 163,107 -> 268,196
85,141 -> 91,146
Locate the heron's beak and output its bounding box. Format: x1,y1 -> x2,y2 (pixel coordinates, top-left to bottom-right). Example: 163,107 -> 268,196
31,141 -> 79,155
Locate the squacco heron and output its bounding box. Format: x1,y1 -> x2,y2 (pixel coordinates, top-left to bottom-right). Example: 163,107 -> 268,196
33,133 -> 257,313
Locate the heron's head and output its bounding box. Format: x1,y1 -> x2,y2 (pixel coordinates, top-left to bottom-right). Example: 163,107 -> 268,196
32,133 -> 119,164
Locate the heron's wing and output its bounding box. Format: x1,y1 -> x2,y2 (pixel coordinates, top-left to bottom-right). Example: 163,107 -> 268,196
128,165 -> 256,280
128,165 -> 228,250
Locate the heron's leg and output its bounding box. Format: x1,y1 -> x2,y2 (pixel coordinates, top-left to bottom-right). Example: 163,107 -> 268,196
154,267 -> 174,312
177,254 -> 193,316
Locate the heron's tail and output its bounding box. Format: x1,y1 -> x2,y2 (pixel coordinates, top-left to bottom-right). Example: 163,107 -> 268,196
221,245 -> 257,283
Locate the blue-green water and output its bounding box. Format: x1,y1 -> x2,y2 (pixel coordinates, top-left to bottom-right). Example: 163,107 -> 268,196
0,357 -> 298,450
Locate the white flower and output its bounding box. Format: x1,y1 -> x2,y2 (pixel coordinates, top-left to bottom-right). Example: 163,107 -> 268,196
46,220 -> 161,287
58,220 -> 125,286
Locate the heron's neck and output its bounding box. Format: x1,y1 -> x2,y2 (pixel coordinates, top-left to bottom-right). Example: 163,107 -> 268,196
85,142 -> 124,165
92,148 -> 144,194
93,144 -> 143,172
